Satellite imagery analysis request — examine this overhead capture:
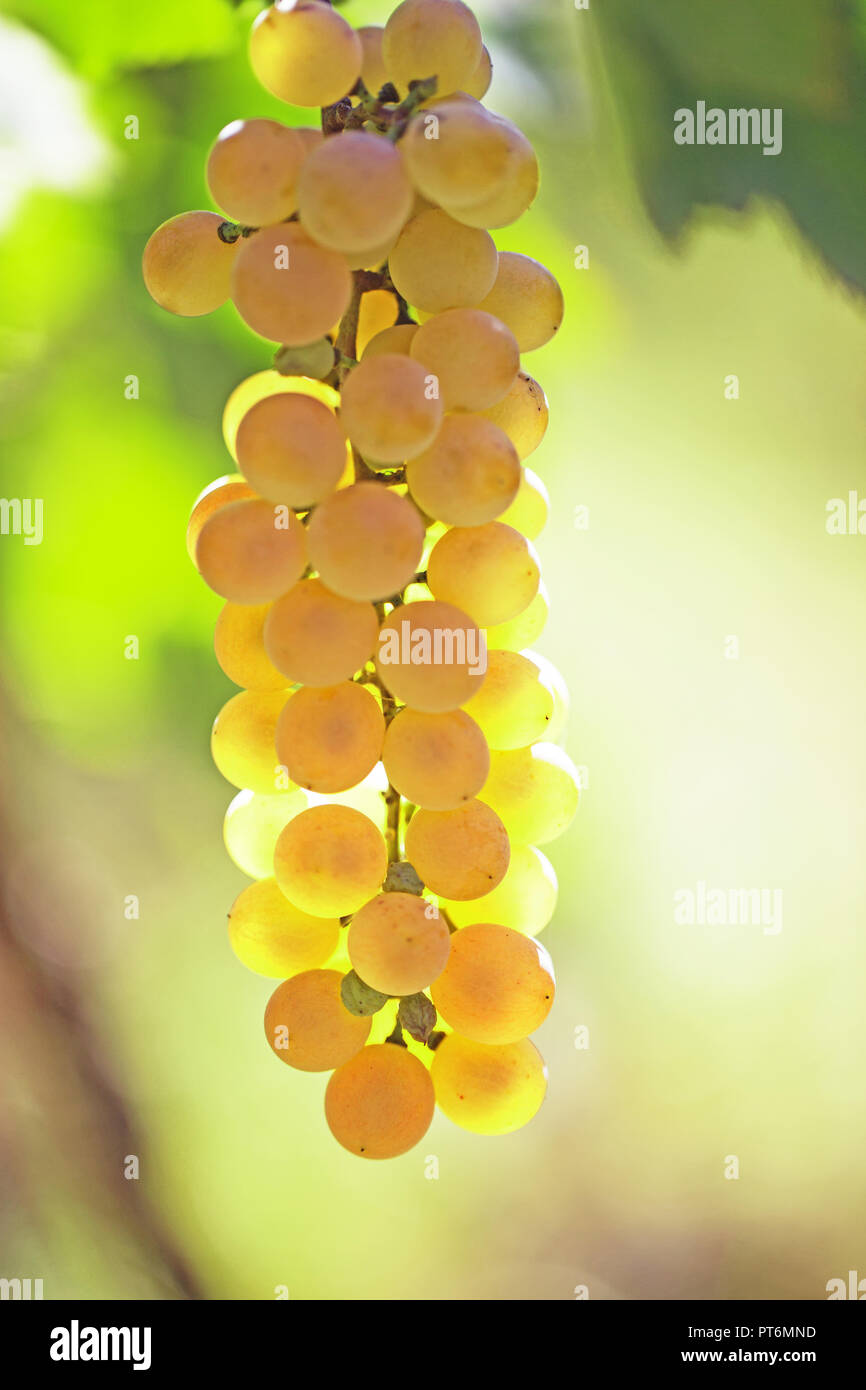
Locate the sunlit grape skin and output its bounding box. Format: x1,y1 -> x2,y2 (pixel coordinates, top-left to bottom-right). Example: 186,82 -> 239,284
211,689 -> 292,796
275,682 -> 384,794
214,603 -> 289,692
265,970 -> 371,1072
431,924 -> 555,1045
206,119 -> 305,228
298,131 -> 413,256
142,211 -> 238,317
186,475 -> 256,566
405,800 -> 510,901
232,223 -> 352,348
264,579 -> 379,687
462,649 -> 555,750
348,892 -> 451,996
249,1 -> 362,107
229,878 -> 339,978
339,354 -> 443,465
431,1034 -> 548,1134
196,499 -> 307,605
383,0 -> 482,99
428,522 -> 540,628
383,708 -> 490,810
481,744 -> 581,846
274,804 -> 388,918
325,1044 -> 435,1159
441,844 -> 558,937
375,601 -> 487,713
307,482 -> 426,602
406,415 -> 521,527
410,309 -> 520,412
235,393 -> 348,508
223,788 -> 307,880
389,210 -> 498,315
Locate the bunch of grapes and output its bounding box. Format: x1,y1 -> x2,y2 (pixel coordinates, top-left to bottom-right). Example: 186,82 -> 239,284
144,0 -> 579,1160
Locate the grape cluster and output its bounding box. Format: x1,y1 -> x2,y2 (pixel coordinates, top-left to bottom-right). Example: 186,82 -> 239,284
144,0 -> 579,1160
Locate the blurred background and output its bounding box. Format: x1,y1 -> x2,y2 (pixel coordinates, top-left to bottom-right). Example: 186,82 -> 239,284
1,0 -> 865,1300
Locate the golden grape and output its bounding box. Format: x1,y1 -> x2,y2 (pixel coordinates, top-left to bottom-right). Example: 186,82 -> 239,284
389,209 -> 497,314
403,99 -> 513,209
485,584 -> 550,651
265,970 -> 371,1072
298,131 -> 413,255
431,1034 -> 547,1134
142,211 -> 239,317
462,43 -> 492,100
307,482 -> 425,601
264,578 -> 379,686
410,309 -> 519,411
223,788 -> 307,879
451,122 -> 539,229
222,370 -> 339,460
249,1 -> 362,107
186,475 -> 256,566
405,799 -> 510,900
441,844 -> 558,937
325,1043 -> 435,1158
214,602 -> 290,691
481,744 -> 581,846
229,878 -> 339,977
382,708 -> 489,810
211,689 -> 291,795
427,522 -> 540,627
406,414 -> 520,526
477,252 -> 564,351
206,119 -> 305,228
358,24 -> 389,94
383,0 -> 482,99
479,370 -> 549,460
275,682 -> 384,794
498,467 -> 550,539
376,600 -> 487,712
348,892 -> 451,996
361,323 -> 419,360
195,498 -> 307,605
274,804 -> 388,917
431,923 -> 555,1044
339,354 -> 443,464
462,649 -> 555,750
232,223 -> 352,346
235,392 -> 348,507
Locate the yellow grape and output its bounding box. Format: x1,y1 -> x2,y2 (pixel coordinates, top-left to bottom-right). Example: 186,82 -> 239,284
235,393 -> 348,507
223,788 -> 307,879
406,414 -> 520,526
232,223 -> 352,347
142,211 -> 239,317
463,43 -> 492,100
485,584 -> 550,651
427,522 -> 540,627
222,370 -> 339,460
348,892 -> 451,996
264,578 -> 379,686
382,708 -> 489,810
451,122 -> 539,229
431,1034 -> 547,1134
307,762 -> 388,825
339,354 -> 443,464
211,689 -> 290,795
358,24 -> 389,94
355,289 -> 400,356
405,800 -> 510,901
383,0 -> 482,99
294,127 -> 324,157
249,1 -> 361,107
403,99 -> 513,209
531,653 -> 570,743
265,970 -> 371,1072
275,683 -> 384,794
376,600 -> 487,712
481,744 -> 581,846
325,1043 -> 435,1158
410,309 -> 519,411
479,371 -> 549,460
389,209 -> 497,314
307,482 -> 425,601
206,119 -> 305,228
186,475 -> 256,565
214,602 -> 290,691
361,323 -> 419,360
431,923 -> 555,1044
195,498 -> 307,604
229,878 -> 339,977
477,252 -> 565,352
462,649 -> 555,750
498,467 -> 550,540
345,235 -> 402,272
274,804 -> 388,917
298,131 -> 413,255
441,844 -> 558,937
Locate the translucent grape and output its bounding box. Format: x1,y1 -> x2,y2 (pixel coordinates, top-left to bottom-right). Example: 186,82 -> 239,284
249,1 -> 362,107
229,878 -> 339,977
403,99 -> 513,209
222,370 -> 339,461
389,210 -> 497,314
275,683 -> 384,794
382,707 -> 489,811
462,650 -> 555,750
463,43 -> 492,100
355,289 -> 400,356
345,235 -> 402,272
450,123 -> 539,230
294,127 -> 324,157
441,844 -> 558,937
348,892 -> 451,996
427,522 -> 540,627
195,498 -> 307,604
376,600 -> 487,712
307,763 -> 388,825
339,354 -> 443,465
479,371 -> 549,460
361,323 -> 419,361
232,223 -> 352,346
432,1034 -> 546,1133
211,689 -> 291,795
186,475 -> 256,565
307,482 -> 425,601
325,1043 -> 435,1158
358,24 -> 388,95
224,788 -> 307,879
274,804 -> 388,917
430,923 -> 555,1044
481,744 -> 581,846
142,211 -> 238,317
485,584 -> 550,651
404,800 -> 510,900
477,252 -> 565,352
410,309 -> 519,411
235,392 -> 348,507
406,414 -> 520,527
383,0 -> 482,99
532,653 -> 570,743
206,119 -> 305,228
498,467 -> 550,539
264,578 -> 379,686
298,131 -> 413,255
214,602 -> 290,691
265,970 -> 370,1072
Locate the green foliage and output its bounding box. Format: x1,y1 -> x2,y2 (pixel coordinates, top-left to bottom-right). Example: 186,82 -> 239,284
593,0 -> 866,293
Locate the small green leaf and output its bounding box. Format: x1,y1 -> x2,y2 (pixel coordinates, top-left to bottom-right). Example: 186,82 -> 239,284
383,861 -> 425,896
398,994 -> 438,1045
341,971 -> 390,1018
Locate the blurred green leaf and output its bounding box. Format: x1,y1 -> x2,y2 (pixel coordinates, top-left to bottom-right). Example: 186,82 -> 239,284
593,0 -> 866,293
